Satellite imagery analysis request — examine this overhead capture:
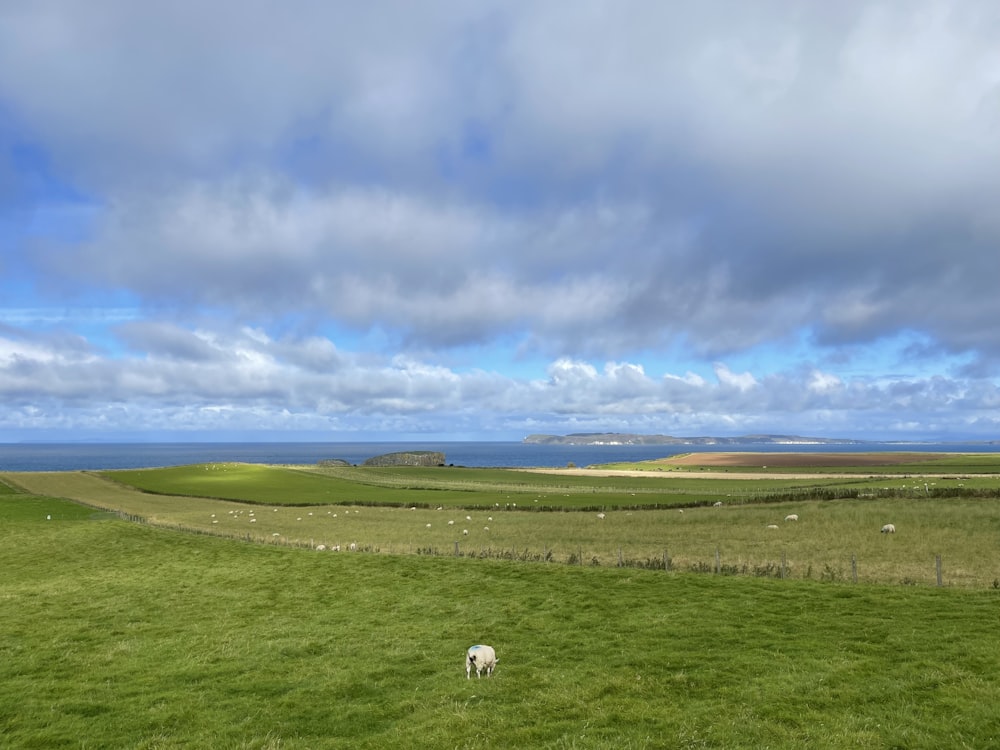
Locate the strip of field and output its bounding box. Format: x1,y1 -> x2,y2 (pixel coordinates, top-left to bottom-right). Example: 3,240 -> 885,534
669,451 -> 948,467
586,451 -> 1000,476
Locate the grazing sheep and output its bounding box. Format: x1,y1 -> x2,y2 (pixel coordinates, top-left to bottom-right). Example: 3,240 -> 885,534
596,512 -> 606,520
466,644 -> 498,679
766,524 -> 779,529
784,514 -> 799,522
881,523 -> 896,534
462,529 -> 469,535
713,501 -> 724,507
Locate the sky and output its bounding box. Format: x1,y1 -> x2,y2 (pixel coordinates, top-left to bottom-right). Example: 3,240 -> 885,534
1,1 -> 999,443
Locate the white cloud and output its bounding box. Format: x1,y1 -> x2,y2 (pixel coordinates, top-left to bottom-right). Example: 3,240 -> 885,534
3,1 -> 1000,440
713,363 -> 758,392
808,370 -> 842,394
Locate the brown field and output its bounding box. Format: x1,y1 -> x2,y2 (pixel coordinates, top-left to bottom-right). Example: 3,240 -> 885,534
659,451 -> 947,468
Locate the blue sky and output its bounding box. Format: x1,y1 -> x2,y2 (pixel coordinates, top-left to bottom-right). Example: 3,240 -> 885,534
2,1 -> 1000,442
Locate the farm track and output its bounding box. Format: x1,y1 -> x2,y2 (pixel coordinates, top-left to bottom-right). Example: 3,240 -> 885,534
2,471 -> 214,515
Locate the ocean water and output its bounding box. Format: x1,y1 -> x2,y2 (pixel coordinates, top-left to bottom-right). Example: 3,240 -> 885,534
1,441 -> 998,472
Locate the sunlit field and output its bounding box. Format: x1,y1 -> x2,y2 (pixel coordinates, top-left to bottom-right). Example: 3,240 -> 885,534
2,493 -> 1000,749
4,455 -> 1000,747
7,453 -> 1000,588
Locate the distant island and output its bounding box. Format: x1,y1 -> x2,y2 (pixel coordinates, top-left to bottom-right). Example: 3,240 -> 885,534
522,433 -> 871,446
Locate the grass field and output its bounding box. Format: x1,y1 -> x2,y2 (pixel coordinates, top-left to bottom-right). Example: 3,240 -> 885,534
6,454 -> 1000,588
5,455 -> 1000,588
2,494 -> 999,749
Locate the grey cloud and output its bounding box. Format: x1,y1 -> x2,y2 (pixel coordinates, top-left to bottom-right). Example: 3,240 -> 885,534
3,0 -> 1000,419
115,322 -> 230,362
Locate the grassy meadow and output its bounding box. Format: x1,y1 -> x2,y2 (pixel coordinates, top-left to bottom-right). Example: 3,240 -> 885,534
8,456 -> 1000,587
3,453 -> 1000,747
2,494 -> 1000,749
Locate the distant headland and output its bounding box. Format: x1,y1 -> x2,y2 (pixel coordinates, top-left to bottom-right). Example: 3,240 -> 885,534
522,433 -> 872,446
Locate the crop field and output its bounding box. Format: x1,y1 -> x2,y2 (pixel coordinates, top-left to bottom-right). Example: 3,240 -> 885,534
598,450 -> 1000,475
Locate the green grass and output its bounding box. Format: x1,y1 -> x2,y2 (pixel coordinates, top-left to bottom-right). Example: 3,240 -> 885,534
98,462 -> 1000,513
97,463 -> 872,509
9,466 -> 1000,588
2,496 -> 999,748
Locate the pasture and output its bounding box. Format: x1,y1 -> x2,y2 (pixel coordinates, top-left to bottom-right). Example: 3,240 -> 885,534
1,493 -> 999,749
8,455 -> 1000,587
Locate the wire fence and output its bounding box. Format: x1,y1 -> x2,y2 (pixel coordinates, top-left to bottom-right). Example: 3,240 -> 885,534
106,508 -> 992,589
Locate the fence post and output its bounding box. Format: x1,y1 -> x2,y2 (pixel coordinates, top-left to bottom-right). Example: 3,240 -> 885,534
714,547 -> 721,574
664,548 -> 670,571
618,547 -> 623,567
780,551 -> 786,580
852,554 -> 858,584
454,541 -> 459,557
579,546 -> 583,566
936,555 -> 943,587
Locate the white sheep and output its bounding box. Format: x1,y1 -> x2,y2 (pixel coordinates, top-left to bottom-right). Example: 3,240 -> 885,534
466,644 -> 498,679
784,514 -> 799,522
881,523 -> 896,534
766,524 -> 779,529
596,512 -> 606,520
713,501 -> 723,507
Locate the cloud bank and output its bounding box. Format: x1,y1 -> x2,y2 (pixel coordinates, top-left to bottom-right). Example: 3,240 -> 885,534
1,1 -> 999,440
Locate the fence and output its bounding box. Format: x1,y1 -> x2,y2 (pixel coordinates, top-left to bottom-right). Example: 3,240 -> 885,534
106,510 -> 979,589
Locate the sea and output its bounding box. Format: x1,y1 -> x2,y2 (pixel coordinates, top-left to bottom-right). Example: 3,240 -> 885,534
2,441 -> 999,472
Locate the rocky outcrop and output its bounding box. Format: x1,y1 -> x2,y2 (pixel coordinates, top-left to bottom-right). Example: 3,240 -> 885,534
362,451 -> 445,467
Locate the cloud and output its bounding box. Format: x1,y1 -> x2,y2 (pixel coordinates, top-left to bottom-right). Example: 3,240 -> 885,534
2,1 -> 1000,439
2,322 -> 998,439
